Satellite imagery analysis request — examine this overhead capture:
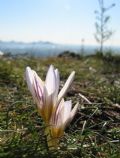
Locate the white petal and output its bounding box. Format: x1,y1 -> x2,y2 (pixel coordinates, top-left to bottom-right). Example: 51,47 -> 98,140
64,102 -> 79,128
70,102 -> 79,120
45,65 -> 56,95
63,100 -> 72,123
52,99 -> 64,127
33,70 -> 44,87
54,69 -> 60,95
25,67 -> 44,109
58,71 -> 75,103
33,72 -> 44,105
43,86 -> 52,107
25,67 -> 35,96
56,100 -> 65,127
51,68 -> 60,106
56,98 -> 64,116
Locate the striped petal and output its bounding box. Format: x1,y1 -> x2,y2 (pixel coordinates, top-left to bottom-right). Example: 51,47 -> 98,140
33,72 -> 44,107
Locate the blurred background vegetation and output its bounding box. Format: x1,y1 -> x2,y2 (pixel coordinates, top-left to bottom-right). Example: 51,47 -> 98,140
0,51 -> 120,158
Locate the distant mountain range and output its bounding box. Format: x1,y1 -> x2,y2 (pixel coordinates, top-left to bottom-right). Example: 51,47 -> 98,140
0,40 -> 119,57
0,40 -> 80,57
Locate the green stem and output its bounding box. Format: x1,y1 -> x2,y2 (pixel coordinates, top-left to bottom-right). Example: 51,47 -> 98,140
45,126 -> 59,150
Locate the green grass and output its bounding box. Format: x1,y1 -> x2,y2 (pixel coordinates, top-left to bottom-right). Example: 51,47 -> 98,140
0,53 -> 120,158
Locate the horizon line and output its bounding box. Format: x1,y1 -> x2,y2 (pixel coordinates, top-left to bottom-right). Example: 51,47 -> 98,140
0,39 -> 120,47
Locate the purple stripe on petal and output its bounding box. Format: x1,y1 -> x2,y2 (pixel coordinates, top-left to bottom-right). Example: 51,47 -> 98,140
33,74 -> 44,104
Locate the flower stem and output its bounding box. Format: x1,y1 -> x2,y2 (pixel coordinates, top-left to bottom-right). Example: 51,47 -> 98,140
45,126 -> 59,150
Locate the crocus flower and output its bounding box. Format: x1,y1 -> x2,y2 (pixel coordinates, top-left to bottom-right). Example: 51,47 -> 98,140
25,65 -> 79,149
50,99 -> 79,139
44,98 -> 79,149
25,65 -> 75,124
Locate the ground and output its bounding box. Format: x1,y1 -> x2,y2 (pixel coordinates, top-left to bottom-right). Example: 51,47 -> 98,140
0,52 -> 120,158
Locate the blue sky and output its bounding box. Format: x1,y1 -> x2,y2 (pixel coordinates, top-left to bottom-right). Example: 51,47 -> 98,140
0,0 -> 119,46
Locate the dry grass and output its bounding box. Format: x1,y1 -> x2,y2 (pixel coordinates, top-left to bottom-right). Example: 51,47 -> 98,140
0,53 -> 120,158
